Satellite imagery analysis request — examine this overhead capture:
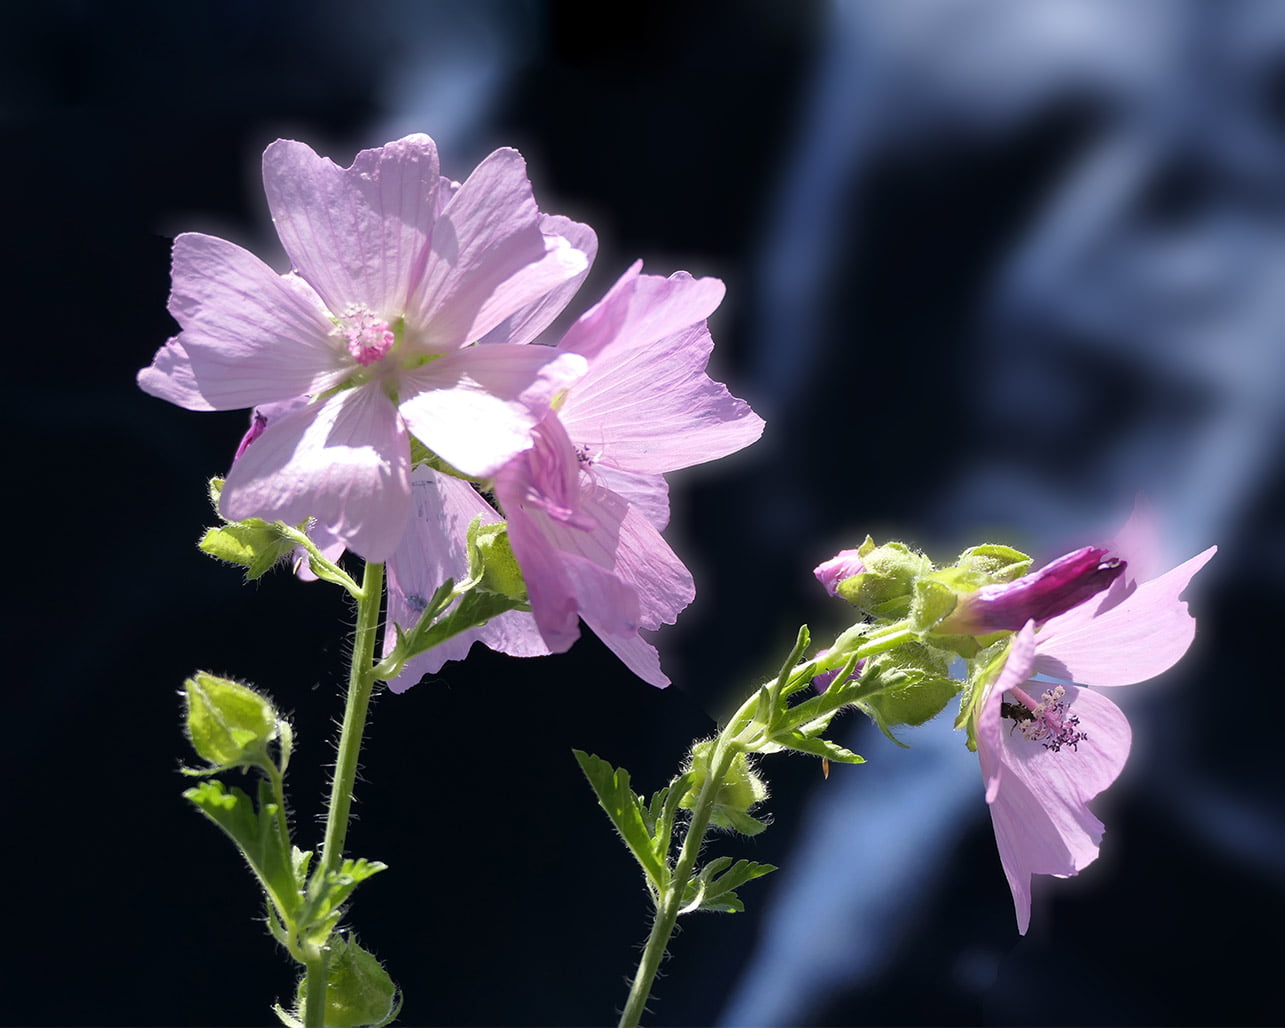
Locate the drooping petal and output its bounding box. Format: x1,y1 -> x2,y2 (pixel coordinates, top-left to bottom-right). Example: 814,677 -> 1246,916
413,148 -> 590,349
558,267 -> 763,473
384,469 -> 547,693
581,619 -> 670,688
262,135 -> 442,318
978,624 -> 1133,933
1032,546 -> 1217,686
478,214 -> 598,346
163,233 -> 349,409
397,344 -> 587,478
220,385 -> 411,562
137,337 -> 218,411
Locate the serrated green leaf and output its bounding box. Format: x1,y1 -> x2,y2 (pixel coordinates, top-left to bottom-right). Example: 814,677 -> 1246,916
680,857 -> 778,914
573,751 -> 668,888
773,731 -> 866,764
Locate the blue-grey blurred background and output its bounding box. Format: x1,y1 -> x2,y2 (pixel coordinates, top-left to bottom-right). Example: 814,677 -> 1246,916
6,1 -> 1282,1024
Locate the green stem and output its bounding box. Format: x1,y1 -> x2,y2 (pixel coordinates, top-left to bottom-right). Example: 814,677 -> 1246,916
618,737 -> 738,1028
320,559 -> 385,878
302,558 -> 385,1028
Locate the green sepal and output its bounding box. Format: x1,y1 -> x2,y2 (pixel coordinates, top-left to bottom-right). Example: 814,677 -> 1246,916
680,744 -> 769,836
835,539 -> 933,620
201,479 -> 299,579
680,856 -> 778,914
854,643 -> 960,742
468,519 -> 527,602
954,543 -> 1031,582
183,778 -> 299,926
182,672 -> 279,771
573,751 -> 670,891
280,934 -> 402,1028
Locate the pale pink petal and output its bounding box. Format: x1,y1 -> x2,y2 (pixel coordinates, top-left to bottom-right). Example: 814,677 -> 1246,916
1106,493 -> 1163,585
220,385 -> 411,562
589,466 -> 670,530
558,267 -> 763,473
413,149 -> 590,349
164,233 -> 349,408
979,625 -> 1133,934
499,497 -> 583,653
384,469 -> 547,693
397,345 -> 587,477
582,620 -> 670,688
477,214 -> 598,346
557,263 -> 725,362
594,491 -> 694,630
137,337 -> 218,411
262,135 -> 441,317
1032,546 -> 1217,686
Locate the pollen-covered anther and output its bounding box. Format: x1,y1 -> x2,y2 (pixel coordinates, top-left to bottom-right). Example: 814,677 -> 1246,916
1011,685 -> 1087,752
339,304 -> 395,366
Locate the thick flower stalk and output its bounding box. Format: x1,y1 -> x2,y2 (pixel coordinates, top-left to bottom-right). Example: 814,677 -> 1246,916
138,134 -> 594,561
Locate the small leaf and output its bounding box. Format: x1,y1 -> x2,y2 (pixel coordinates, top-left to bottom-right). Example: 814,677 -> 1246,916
680,858 -> 778,913
573,751 -> 668,888
199,521 -> 297,579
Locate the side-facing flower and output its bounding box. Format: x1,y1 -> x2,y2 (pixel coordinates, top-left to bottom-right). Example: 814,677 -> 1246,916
138,134 -> 593,561
492,263 -> 765,686
974,538 -> 1216,933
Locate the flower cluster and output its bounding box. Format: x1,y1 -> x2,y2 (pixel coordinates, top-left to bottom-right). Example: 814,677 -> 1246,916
140,134 -> 763,688
813,506 -> 1215,933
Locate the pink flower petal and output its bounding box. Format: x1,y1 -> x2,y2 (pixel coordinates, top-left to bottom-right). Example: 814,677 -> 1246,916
384,469 -> 547,692
262,135 -> 442,318
1032,546 -> 1217,686
814,548 -> 867,598
558,266 -> 764,473
220,385 -> 411,562
397,344 -> 587,477
581,620 -> 670,688
413,148 -> 590,349
589,466 -> 671,530
137,337 -> 218,411
161,233 -> 348,409
478,214 -> 599,346
979,624 -> 1133,934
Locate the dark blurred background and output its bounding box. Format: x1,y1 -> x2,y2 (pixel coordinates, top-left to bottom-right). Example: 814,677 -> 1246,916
5,1 -> 1283,1024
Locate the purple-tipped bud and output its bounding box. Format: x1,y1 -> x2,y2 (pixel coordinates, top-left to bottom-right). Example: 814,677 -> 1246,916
937,546 -> 1126,635
815,549 -> 867,598
232,410 -> 269,463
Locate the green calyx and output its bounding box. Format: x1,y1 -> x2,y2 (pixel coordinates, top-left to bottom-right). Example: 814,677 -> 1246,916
469,521 -> 527,603
282,935 -> 401,1028
183,672 -> 281,771
680,741 -> 769,836
835,538 -> 932,619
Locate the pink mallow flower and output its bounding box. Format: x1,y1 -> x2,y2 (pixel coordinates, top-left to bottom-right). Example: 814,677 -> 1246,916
491,263 -> 765,686
138,134 -> 593,561
976,539 -> 1216,933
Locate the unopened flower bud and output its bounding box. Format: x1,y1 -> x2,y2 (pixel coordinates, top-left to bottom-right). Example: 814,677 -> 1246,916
933,546 -> 1125,635
183,672 -> 277,769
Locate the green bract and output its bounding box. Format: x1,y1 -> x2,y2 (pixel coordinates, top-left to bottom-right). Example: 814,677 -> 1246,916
286,936 -> 400,1028
835,538 -> 931,619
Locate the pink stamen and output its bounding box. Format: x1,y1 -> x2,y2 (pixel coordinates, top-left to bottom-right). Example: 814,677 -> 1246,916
1003,683 -> 1087,752
340,304 -> 395,366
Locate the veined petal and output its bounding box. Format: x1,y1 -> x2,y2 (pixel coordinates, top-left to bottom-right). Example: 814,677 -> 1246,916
590,466 -> 671,530
582,620 -> 670,688
384,469 -> 547,692
500,494 -> 582,653
978,625 -> 1132,934
414,148 -> 589,349
1032,546 -> 1217,686
478,214 -> 598,346
164,233 -> 349,408
398,345 -> 587,477
558,267 -> 763,473
557,262 -> 725,362
220,385 -> 411,562
137,337 -> 217,411
262,135 -> 442,317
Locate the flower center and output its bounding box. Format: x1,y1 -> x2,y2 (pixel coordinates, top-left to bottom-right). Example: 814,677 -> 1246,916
339,304 -> 395,366
1003,684 -> 1087,752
